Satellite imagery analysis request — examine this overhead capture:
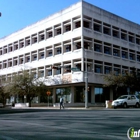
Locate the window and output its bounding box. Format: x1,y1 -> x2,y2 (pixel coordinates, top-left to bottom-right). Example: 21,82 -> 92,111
48,51 -> 52,57
56,29 -> 61,35
40,35 -> 44,41
9,62 -> 12,67
27,40 -> 30,45
75,21 -> 81,28
40,53 -> 44,59
94,19 -> 102,32
27,57 -> 30,62
75,42 -> 81,49
56,48 -> 61,54
94,24 -> 101,32
83,21 -> 90,28
113,30 -> 119,38
104,66 -> 111,74
94,44 -> 102,52
137,55 -> 140,62
114,68 -> 120,75
56,68 -> 61,75
95,65 -> 102,73
66,25 -> 71,32
34,38 -> 37,43
48,69 -> 52,76
65,45 -> 71,52
104,47 -> 111,55
75,64 -> 81,71
129,53 -> 135,60
48,32 -> 52,38
122,51 -> 127,59
33,55 -> 37,61
113,49 -> 119,57
40,71 -> 44,77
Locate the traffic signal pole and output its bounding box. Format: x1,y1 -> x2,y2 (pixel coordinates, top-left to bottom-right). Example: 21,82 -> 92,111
85,50 -> 88,108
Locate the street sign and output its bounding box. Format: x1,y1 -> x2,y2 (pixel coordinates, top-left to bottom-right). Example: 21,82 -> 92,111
71,67 -> 80,71
46,91 -> 51,96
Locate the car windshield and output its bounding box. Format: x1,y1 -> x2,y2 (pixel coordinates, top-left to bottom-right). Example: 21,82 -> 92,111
117,95 -> 128,99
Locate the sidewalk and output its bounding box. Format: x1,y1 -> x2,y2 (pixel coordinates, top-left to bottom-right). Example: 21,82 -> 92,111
12,106 -> 106,110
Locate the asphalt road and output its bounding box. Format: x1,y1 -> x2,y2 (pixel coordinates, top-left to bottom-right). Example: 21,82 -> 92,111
0,108 -> 139,140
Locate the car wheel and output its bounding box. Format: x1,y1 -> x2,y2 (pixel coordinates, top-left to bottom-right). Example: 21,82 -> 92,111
114,106 -> 117,109
123,103 -> 127,108
135,103 -> 139,108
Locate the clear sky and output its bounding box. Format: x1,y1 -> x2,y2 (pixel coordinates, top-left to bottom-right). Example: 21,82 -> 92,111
0,0 -> 140,39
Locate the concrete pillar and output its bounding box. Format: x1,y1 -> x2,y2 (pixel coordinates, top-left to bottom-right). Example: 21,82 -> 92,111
91,85 -> 95,103
110,88 -> 113,100
70,86 -> 74,103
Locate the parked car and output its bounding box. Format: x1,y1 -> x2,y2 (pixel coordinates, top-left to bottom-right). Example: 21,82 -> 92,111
112,95 -> 139,109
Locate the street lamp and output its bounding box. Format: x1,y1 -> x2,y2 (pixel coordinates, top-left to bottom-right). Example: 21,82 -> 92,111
85,50 -> 88,108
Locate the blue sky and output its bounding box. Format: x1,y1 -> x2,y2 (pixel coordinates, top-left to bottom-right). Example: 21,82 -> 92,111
0,0 -> 140,39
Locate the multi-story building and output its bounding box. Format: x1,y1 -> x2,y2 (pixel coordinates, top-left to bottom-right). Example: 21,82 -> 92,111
0,1 -> 140,106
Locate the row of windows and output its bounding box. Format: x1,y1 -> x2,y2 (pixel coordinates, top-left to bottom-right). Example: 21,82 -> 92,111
1,37 -> 140,69
0,16 -> 81,55
1,15 -> 140,55
83,16 -> 140,45
0,38 -> 83,69
1,60 -> 140,82
93,39 -> 140,62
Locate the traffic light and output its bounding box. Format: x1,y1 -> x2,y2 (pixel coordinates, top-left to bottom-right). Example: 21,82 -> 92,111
0,12 -> 1,17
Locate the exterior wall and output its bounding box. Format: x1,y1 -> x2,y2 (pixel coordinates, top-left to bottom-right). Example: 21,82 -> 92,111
0,1 -> 140,105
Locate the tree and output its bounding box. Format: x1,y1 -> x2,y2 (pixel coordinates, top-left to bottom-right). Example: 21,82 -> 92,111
0,86 -> 10,107
104,68 -> 140,95
104,72 -> 125,90
4,70 -> 47,107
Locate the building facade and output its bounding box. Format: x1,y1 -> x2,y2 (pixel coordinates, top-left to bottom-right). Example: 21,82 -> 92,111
0,1 -> 140,106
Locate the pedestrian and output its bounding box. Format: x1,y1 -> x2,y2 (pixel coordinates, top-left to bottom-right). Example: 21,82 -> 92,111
60,96 -> 64,109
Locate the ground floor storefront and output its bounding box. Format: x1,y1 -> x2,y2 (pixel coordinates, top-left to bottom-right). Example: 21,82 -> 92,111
7,84 -> 129,107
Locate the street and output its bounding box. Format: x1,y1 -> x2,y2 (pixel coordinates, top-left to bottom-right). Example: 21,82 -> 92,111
0,108 -> 139,140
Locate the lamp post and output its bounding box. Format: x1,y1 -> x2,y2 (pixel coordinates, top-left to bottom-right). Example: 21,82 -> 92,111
85,50 -> 88,108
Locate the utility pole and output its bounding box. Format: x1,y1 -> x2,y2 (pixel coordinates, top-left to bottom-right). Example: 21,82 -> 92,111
85,50 -> 88,108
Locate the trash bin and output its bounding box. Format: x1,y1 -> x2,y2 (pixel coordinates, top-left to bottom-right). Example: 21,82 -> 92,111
105,100 -> 112,108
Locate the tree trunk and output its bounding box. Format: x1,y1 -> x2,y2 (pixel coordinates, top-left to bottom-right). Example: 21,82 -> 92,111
29,100 -> 32,107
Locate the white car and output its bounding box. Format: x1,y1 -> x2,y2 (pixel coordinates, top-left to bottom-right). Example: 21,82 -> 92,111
112,95 -> 139,108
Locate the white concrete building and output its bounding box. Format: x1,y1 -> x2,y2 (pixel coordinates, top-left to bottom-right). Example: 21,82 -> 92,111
0,1 -> 140,106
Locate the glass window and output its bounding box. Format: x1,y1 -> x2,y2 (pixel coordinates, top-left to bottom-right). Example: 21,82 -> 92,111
40,53 -> 44,59
104,47 -> 111,55
48,69 -> 52,76
66,25 -> 71,32
65,45 -> 71,52
48,32 -> 52,38
56,48 -> 61,54
122,51 -> 127,59
94,44 -> 102,52
48,51 -> 52,57
56,87 -> 71,103
113,49 -> 119,57
75,21 -> 81,28
95,87 -> 103,103
95,65 -> 102,73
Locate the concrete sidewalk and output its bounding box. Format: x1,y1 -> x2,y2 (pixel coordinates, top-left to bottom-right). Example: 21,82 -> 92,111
12,106 -> 106,110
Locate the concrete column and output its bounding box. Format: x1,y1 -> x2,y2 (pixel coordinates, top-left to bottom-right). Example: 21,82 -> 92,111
70,86 -> 74,103
53,88 -> 56,104
110,88 -> 113,100
91,85 -> 95,103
